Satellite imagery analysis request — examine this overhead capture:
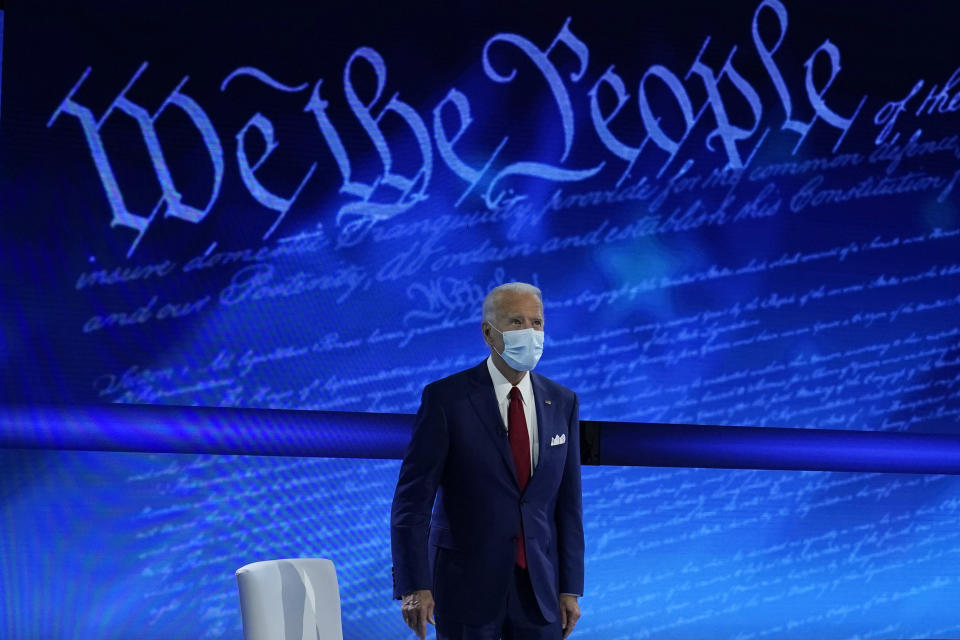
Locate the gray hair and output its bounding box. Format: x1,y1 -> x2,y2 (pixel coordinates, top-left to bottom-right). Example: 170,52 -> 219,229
482,282 -> 543,324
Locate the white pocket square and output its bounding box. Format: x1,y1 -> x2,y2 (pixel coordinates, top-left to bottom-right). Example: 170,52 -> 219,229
550,434 -> 566,446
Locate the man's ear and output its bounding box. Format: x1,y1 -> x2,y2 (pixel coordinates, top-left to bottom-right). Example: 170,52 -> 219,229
482,321 -> 499,347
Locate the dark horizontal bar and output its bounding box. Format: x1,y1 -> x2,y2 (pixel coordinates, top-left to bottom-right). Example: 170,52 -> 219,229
1,403 -> 959,474
0,403 -> 412,460
594,420 -> 960,475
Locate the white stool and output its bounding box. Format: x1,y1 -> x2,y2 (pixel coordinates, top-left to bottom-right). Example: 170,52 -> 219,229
236,558 -> 343,640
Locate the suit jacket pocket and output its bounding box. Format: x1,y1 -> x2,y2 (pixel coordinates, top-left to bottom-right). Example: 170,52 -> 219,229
428,526 -> 461,551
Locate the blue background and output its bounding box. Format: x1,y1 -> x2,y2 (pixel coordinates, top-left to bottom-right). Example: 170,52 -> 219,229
2,1 -> 960,637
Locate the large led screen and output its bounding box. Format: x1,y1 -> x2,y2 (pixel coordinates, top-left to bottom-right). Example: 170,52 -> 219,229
2,1 -> 960,638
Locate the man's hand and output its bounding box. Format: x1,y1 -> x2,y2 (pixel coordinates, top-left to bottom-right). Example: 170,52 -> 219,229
401,589 -> 435,639
559,594 -> 580,638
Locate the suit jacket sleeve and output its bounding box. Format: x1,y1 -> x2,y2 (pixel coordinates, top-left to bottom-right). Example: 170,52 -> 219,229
390,383 -> 449,599
556,392 -> 584,596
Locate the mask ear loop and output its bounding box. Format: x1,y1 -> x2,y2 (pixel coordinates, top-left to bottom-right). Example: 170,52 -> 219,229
487,323 -> 507,358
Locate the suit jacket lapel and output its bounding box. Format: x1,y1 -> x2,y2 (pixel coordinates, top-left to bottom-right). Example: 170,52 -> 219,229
466,361 -> 518,485
529,372 -> 552,489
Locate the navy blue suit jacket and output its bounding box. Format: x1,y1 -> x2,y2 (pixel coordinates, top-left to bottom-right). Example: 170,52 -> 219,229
391,361 -> 584,625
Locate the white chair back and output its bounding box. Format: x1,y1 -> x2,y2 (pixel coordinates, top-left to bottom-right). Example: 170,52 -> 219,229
236,558 -> 343,640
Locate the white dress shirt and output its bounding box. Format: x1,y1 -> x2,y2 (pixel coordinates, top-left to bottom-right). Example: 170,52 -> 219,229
486,355 -> 539,470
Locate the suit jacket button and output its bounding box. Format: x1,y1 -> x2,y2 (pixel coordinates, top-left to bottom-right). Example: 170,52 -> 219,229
520,499 -> 527,505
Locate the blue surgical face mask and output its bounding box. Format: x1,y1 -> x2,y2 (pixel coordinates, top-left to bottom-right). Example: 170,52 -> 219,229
489,326 -> 544,371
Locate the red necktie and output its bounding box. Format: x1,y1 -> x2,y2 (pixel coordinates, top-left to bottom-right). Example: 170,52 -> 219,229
508,386 -> 530,568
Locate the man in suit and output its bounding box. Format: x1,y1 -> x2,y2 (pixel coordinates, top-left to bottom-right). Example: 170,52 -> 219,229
391,282 -> 583,640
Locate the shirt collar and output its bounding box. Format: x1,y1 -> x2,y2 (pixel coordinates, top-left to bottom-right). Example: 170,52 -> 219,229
486,355 -> 533,404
